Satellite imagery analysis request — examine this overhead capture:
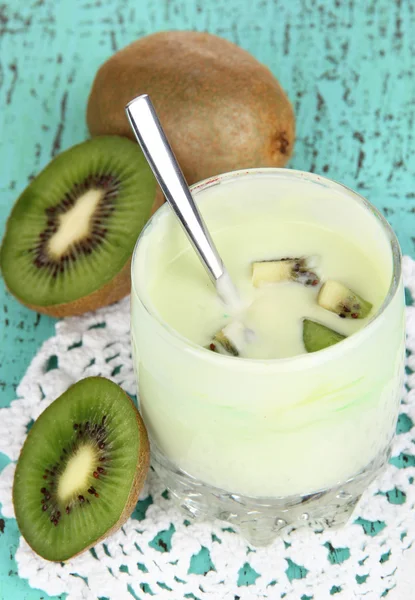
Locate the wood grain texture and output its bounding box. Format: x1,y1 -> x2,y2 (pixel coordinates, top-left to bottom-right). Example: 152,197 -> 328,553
0,0 -> 414,598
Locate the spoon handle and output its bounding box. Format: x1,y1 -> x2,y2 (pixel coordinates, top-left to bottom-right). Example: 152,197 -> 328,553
125,94 -> 226,285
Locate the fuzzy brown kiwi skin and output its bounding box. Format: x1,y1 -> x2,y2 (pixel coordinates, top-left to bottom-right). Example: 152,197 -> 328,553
87,31 -> 295,186
8,187 -> 164,318
12,385 -> 150,563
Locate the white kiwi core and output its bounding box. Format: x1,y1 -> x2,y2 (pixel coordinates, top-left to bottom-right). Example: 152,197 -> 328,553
48,189 -> 103,258
57,444 -> 97,503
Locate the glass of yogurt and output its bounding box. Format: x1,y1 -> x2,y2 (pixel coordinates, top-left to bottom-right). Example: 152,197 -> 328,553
130,169 -> 404,546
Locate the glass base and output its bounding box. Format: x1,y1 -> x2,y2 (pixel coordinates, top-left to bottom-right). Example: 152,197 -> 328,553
151,443 -> 391,546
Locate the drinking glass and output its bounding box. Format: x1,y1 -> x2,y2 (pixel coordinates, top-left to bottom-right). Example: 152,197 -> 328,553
130,169 -> 404,546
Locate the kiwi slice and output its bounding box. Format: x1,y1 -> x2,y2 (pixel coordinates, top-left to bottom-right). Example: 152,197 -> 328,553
0,136 -> 156,317
318,280 -> 372,319
13,377 -> 149,562
252,257 -> 319,287
303,319 -> 346,353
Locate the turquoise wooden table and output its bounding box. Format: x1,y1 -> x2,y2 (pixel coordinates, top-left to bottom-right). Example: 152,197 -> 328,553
0,0 -> 414,598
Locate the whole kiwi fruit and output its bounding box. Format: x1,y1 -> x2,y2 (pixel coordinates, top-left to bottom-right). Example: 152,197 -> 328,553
13,377 -> 150,562
87,31 -> 295,188
0,136 -> 156,317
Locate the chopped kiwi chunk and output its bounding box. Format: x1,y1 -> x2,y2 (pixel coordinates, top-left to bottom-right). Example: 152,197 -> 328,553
303,319 -> 346,353
13,377 -> 149,561
207,321 -> 249,356
213,330 -> 239,356
252,257 -> 319,287
318,280 -> 372,319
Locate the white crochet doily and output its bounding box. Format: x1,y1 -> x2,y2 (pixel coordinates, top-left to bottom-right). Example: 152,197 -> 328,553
1,257 -> 415,600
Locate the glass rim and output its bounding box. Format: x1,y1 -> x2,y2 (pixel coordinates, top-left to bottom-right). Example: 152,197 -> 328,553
131,167 -> 402,368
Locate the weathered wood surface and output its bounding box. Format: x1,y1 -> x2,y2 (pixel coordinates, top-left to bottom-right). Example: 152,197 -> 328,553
0,1 -> 414,597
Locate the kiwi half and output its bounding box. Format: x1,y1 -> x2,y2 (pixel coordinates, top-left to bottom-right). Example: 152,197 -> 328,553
13,377 -> 149,562
0,136 -> 156,317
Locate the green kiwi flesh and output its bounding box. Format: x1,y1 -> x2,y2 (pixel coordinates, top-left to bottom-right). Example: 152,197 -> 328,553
303,319 -> 346,353
0,136 -> 156,316
13,377 -> 149,562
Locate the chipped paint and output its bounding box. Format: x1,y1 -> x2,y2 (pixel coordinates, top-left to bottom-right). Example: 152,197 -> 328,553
0,2 -> 414,597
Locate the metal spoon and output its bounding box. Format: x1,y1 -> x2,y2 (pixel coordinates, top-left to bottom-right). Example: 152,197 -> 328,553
125,94 -> 241,310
